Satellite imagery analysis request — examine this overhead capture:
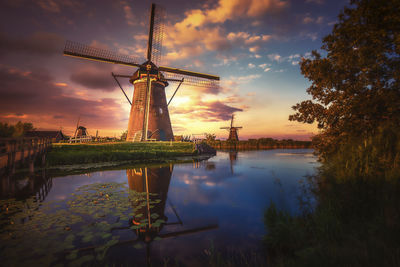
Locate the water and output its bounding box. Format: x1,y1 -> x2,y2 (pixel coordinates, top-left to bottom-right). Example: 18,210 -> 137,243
0,149 -> 317,266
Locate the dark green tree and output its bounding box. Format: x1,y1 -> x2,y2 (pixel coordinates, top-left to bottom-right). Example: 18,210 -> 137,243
0,121 -> 35,138
0,123 -> 14,138
13,121 -> 35,137
205,133 -> 216,142
289,0 -> 400,159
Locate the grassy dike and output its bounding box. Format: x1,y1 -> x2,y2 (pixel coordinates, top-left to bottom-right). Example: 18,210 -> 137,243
47,142 -> 197,167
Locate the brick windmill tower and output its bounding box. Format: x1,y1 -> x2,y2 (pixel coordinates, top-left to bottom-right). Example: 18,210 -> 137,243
221,114 -> 243,141
63,3 -> 219,141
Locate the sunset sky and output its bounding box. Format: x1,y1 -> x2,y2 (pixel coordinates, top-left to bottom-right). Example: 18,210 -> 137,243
0,0 -> 348,140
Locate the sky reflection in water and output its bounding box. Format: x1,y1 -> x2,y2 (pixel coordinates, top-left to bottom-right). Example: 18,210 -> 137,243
38,149 -> 317,264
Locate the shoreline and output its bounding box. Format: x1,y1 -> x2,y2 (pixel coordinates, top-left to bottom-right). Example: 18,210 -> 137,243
3,142 -> 315,176
206,140 -> 312,150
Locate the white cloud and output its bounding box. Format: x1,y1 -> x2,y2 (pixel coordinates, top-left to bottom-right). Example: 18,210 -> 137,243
258,63 -> 272,70
303,16 -> 313,24
227,31 -> 272,54
302,14 -> 324,24
268,53 -> 281,62
287,54 -> 300,60
248,63 -> 256,68
223,74 -> 261,87
307,33 -> 318,41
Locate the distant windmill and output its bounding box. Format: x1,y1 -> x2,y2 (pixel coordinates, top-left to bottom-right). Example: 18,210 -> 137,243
229,151 -> 238,174
73,116 -> 88,138
63,3 -> 220,142
76,126 -> 88,137
220,114 -> 242,141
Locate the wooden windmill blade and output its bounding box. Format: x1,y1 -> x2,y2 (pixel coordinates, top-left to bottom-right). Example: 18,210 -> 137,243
148,3 -> 165,66
158,224 -> 218,239
159,66 -> 219,81
162,71 -> 219,89
63,40 -> 144,68
73,115 -> 80,139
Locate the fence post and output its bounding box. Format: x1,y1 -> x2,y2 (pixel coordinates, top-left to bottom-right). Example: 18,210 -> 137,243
20,139 -> 25,167
7,140 -> 16,175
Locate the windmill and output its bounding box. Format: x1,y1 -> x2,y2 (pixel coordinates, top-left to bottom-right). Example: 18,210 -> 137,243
63,3 -> 220,142
220,114 -> 242,141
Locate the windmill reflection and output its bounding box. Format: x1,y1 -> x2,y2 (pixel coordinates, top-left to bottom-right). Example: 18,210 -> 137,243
126,165 -> 174,243
114,165 -> 218,266
229,151 -> 238,174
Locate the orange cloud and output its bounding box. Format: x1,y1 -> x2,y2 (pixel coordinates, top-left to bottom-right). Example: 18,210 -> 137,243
162,0 -> 285,62
120,0 -> 136,26
186,0 -> 288,26
1,113 -> 28,119
54,82 -> 67,87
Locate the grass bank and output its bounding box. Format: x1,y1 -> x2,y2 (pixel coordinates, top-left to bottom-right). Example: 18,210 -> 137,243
47,142 -> 197,167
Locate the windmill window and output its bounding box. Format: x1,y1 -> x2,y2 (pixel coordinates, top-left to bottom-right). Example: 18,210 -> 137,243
159,107 -> 163,114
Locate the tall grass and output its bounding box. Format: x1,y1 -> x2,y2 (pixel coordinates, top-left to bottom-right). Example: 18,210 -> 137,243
263,123 -> 400,266
322,123 -> 400,181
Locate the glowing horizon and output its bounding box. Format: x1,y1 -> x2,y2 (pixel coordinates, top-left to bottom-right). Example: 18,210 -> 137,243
0,0 -> 347,141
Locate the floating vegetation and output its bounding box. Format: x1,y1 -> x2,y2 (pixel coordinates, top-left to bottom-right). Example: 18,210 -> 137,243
0,182 -> 164,266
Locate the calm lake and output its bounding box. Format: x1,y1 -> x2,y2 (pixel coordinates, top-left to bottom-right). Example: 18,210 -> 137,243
0,149 -> 317,266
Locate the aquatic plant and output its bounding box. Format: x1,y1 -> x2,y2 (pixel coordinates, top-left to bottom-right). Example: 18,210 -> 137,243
0,182 -> 164,266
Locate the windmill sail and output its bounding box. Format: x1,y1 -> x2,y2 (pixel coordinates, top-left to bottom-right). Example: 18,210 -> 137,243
159,66 -> 219,80
64,41 -> 144,68
150,4 -> 165,66
162,72 -> 220,89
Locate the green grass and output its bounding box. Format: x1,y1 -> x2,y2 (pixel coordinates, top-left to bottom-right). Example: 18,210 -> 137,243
47,142 -> 196,166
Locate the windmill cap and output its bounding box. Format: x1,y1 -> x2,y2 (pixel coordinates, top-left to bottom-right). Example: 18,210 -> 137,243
129,61 -> 168,86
